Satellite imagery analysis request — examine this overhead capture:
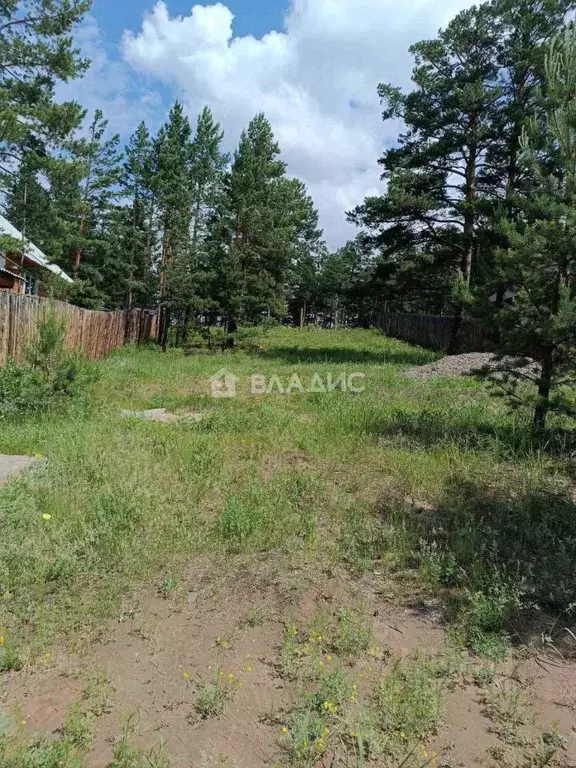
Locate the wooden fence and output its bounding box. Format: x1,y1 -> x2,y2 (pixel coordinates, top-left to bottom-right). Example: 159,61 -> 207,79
371,311 -> 492,353
0,294 -> 158,366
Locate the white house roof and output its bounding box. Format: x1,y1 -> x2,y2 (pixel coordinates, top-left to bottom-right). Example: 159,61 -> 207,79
0,213 -> 73,283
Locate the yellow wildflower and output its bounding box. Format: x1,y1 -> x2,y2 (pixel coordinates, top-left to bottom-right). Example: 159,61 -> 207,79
281,727 -> 288,734
42,513 -> 51,521
227,672 -> 234,681
325,655 -> 332,663
182,671 -> 190,680
246,665 -> 252,672
0,636 -> 4,645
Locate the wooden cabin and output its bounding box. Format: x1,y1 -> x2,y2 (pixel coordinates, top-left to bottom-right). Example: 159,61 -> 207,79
0,214 -> 72,296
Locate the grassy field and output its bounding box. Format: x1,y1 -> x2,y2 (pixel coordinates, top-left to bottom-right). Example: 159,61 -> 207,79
0,326 -> 575,668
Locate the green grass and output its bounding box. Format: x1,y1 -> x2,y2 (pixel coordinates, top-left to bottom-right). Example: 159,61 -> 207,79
278,605 -> 458,768
0,326 -> 575,659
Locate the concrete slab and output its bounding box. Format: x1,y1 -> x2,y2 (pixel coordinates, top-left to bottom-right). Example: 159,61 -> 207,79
120,408 -> 206,424
0,455 -> 42,487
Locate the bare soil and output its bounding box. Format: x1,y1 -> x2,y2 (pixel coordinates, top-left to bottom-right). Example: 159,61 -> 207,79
2,556 -> 575,767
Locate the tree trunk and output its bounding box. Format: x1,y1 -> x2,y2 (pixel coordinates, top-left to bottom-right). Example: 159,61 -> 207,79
447,312 -> 463,355
533,348 -> 554,433
182,307 -> 191,344
73,215 -> 86,280
161,309 -> 171,352
157,231 -> 171,348
448,117 -> 477,355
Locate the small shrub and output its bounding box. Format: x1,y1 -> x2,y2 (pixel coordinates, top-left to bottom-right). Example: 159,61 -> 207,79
306,667 -> 354,719
282,710 -> 330,768
0,638 -> 23,672
447,586 -> 518,661
109,713 -> 171,768
217,497 -> 260,543
158,573 -> 178,598
374,656 -> 445,746
193,668 -> 241,720
0,308 -> 95,420
82,669 -> 114,716
61,704 -> 95,753
238,607 -> 266,629
328,608 -> 372,657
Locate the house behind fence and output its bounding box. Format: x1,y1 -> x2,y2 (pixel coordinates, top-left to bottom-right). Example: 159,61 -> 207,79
0,294 -> 157,366
0,213 -> 73,295
371,311 -> 492,353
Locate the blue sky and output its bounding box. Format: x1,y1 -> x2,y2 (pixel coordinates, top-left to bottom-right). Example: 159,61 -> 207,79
69,0 -> 477,246
91,0 -> 286,55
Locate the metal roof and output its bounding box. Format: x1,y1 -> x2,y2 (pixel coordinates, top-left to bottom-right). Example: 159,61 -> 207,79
0,213 -> 73,283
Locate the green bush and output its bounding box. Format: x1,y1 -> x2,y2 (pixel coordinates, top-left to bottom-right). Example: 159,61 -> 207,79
182,324 -> 268,353
0,309 -> 95,420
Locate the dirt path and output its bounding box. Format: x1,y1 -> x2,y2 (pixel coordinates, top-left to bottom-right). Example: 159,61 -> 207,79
3,556 -> 575,767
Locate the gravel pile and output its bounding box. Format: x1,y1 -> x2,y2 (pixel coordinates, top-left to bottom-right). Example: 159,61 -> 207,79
405,352 -> 537,380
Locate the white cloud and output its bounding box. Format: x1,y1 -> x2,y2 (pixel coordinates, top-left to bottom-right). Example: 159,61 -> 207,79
123,0 -> 477,247
57,15 -> 165,137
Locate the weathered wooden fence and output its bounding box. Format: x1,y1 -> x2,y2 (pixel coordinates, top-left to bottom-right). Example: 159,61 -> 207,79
371,311 -> 492,353
0,294 -> 158,365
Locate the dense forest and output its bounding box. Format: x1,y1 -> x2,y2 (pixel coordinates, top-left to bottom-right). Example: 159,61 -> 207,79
3,0 -> 576,427
0,0 -> 362,339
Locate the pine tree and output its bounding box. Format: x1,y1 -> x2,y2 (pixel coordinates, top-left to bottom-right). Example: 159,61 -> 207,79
223,113 -> 293,323
5,151 -> 56,253
190,107 -> 229,254
123,121 -> 157,309
351,0 -> 574,346
490,26 -> 576,432
153,102 -> 194,347
481,0 -> 575,305
286,179 -> 325,326
317,239 -> 374,328
0,0 -> 90,190
169,106 -> 229,339
46,110 -> 123,306
350,4 -> 500,300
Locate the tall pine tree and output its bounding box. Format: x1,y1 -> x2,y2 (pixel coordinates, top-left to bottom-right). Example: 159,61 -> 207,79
169,106 -> 229,339
47,110 -> 123,307
491,26 -> 576,431
122,121 -> 157,309
153,102 -> 194,347
0,0 -> 89,193
221,114 -> 292,323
